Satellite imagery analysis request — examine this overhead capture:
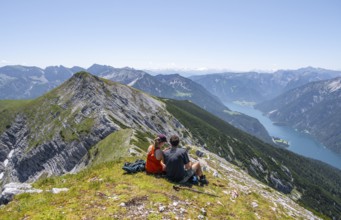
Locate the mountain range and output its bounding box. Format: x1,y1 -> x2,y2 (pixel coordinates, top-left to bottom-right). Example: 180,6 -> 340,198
0,72 -> 341,218
2,64 -> 341,152
190,67 -> 341,103
256,77 -> 341,154
0,65 -> 80,99
0,64 -> 271,143
89,64 -> 271,143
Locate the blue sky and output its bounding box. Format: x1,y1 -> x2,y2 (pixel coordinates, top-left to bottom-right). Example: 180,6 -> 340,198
1,0 -> 340,71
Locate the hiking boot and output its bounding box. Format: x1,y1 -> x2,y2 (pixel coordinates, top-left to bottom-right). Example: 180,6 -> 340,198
190,175 -> 199,185
199,175 -> 209,185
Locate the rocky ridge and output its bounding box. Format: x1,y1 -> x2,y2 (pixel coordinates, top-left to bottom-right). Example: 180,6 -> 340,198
87,65 -> 271,142
0,72 -> 189,188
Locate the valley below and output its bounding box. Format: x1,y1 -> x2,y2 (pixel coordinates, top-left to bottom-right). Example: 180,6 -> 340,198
224,102 -> 341,170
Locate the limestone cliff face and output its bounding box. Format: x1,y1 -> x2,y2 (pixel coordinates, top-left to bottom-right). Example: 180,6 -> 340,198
0,72 -> 189,187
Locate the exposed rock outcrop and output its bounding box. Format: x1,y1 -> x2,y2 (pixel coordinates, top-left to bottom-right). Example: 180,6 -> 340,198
0,182 -> 42,205
0,72 -> 190,195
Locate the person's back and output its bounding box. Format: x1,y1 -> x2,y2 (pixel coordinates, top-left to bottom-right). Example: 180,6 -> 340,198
163,147 -> 189,182
163,135 -> 209,185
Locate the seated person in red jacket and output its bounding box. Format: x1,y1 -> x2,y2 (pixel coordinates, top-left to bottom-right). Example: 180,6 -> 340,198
145,134 -> 167,174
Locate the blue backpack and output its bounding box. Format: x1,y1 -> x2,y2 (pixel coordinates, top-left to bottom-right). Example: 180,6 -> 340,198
122,159 -> 146,173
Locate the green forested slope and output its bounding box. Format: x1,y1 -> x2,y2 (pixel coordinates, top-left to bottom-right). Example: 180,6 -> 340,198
165,99 -> 341,219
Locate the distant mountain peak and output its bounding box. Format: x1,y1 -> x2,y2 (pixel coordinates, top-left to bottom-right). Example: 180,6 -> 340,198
88,63 -> 111,68
122,66 -> 135,70
297,66 -> 325,72
73,71 -> 93,79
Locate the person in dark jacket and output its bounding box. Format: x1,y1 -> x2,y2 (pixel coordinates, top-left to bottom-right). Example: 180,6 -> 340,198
163,135 -> 208,184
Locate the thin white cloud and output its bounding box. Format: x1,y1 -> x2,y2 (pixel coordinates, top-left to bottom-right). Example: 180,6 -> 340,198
0,59 -> 11,67
1,60 -> 10,64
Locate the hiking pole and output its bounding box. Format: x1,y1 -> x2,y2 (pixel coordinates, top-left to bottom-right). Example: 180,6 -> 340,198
173,185 -> 219,197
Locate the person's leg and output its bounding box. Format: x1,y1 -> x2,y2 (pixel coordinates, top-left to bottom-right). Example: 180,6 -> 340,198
191,162 -> 208,185
191,162 -> 203,176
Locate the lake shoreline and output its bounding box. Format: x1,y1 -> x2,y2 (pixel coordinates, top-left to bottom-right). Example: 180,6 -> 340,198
224,101 -> 341,170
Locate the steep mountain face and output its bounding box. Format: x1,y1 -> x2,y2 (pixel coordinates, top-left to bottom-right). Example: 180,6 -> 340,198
86,65 -> 271,142
256,77 -> 341,154
190,67 -> 341,103
155,74 -> 272,143
191,72 -> 273,102
87,64 -> 175,97
0,72 -> 188,186
155,74 -> 223,108
0,72 -> 341,218
0,65 -> 82,99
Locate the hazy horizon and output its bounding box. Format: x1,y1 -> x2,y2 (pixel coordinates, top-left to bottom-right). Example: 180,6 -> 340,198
2,63 -> 339,75
1,0 -> 341,71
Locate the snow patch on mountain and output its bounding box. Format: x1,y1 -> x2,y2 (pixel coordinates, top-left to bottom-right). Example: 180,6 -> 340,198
170,79 -> 190,91
29,74 -> 48,84
0,74 -> 17,85
102,73 -> 116,79
327,79 -> 341,92
268,109 -> 278,115
127,78 -> 139,86
24,85 -> 34,96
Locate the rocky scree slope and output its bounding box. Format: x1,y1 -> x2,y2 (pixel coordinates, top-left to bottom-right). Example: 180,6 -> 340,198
256,77 -> 341,154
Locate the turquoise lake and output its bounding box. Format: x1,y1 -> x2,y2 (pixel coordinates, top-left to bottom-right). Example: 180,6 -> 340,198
224,102 -> 341,170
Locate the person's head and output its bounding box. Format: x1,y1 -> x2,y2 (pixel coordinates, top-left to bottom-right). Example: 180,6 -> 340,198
169,135 -> 180,147
154,134 -> 167,148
